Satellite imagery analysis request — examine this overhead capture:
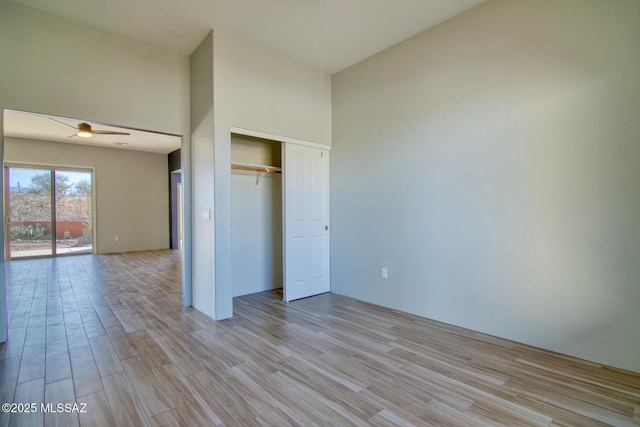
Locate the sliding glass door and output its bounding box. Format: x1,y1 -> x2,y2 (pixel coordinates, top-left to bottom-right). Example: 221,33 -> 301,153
54,170 -> 93,255
7,167 -> 53,258
6,165 -> 93,259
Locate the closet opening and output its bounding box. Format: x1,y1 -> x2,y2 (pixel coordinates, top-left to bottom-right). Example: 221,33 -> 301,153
230,133 -> 283,297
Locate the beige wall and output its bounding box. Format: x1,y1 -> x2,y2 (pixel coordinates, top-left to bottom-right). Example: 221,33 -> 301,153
332,0 -> 640,372
211,28 -> 330,318
0,0 -> 190,339
190,32 -> 216,318
5,137 -> 170,254
231,134 -> 281,168
0,1 -> 189,135
214,30 -> 331,147
231,134 -> 283,297
189,28 -> 330,319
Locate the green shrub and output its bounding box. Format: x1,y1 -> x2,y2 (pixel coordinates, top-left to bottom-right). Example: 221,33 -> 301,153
10,224 -> 48,240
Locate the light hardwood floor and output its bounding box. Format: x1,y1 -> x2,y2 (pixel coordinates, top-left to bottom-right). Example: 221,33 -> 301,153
1,250 -> 639,426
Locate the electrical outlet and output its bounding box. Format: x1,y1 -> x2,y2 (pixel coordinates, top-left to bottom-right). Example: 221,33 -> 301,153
381,267 -> 388,279
114,236 -> 119,242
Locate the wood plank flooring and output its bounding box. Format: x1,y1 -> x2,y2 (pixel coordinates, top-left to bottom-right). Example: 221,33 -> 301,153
1,250 -> 639,426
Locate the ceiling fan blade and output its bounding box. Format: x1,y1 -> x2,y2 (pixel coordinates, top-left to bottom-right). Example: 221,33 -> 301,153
49,118 -> 77,129
92,130 -> 130,136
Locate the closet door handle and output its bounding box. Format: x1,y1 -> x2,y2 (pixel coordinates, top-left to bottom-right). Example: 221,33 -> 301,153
325,225 -> 329,231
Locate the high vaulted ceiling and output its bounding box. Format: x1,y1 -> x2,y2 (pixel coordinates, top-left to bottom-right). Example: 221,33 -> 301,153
5,0 -> 484,152
12,0 -> 484,74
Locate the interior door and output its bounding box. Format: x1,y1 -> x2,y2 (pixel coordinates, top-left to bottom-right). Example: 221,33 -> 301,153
283,143 -> 330,302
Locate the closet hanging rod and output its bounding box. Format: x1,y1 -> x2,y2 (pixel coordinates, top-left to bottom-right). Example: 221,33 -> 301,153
231,163 -> 282,174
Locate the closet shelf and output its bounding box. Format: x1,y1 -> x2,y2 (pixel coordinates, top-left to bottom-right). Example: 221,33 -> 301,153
231,163 -> 282,174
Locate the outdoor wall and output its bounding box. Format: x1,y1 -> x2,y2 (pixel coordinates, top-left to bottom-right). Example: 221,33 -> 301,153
5,137 -> 170,254
331,0 -> 640,373
10,221 -> 87,239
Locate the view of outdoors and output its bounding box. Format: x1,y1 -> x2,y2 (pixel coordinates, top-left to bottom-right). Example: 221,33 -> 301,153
7,167 -> 93,258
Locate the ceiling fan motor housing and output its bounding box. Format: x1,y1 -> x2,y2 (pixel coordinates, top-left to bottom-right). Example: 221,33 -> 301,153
78,122 -> 92,132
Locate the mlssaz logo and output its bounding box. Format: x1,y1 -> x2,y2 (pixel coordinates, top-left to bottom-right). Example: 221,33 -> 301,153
40,403 -> 88,413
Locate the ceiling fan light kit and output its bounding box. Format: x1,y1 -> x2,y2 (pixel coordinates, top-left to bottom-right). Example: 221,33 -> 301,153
77,123 -> 93,137
48,117 -> 131,138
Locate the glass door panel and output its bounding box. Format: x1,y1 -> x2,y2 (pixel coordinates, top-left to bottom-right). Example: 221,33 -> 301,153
7,168 -> 54,258
55,170 -> 93,255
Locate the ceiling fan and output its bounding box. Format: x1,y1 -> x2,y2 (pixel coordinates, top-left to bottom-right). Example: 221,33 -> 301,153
49,118 -> 130,138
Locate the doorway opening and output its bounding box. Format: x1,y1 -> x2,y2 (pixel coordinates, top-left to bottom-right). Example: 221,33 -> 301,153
5,165 -> 94,259
1,108 -> 190,345
170,169 -> 183,250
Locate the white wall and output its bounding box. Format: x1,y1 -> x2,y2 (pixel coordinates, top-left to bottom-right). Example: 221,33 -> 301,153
231,135 -> 282,297
332,0 -> 640,373
5,137 -> 169,253
0,0 -> 190,341
190,29 -> 330,319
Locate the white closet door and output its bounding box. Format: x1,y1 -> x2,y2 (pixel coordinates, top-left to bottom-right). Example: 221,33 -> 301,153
283,143 -> 330,302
